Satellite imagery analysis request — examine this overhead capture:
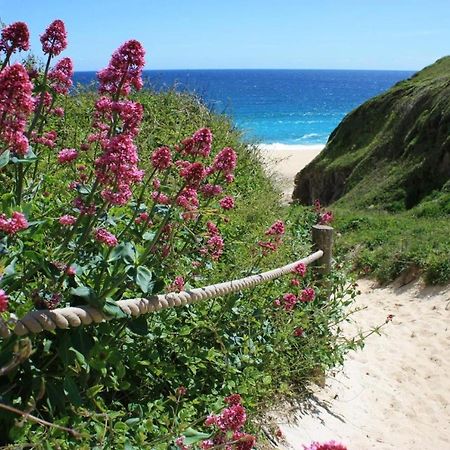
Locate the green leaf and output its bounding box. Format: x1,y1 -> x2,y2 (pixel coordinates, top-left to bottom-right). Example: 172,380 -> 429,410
142,231 -> 156,241
108,242 -> 136,264
10,147 -> 37,164
183,428 -> 211,445
103,298 -> 129,319
127,315 -> 149,336
63,376 -> 82,406
135,266 -> 153,293
0,150 -> 10,168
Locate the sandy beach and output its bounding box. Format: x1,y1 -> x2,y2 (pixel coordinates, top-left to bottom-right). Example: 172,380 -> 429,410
259,144 -> 324,202
264,150 -> 450,449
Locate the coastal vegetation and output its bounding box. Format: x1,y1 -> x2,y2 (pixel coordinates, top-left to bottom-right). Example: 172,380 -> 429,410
292,57 -> 450,284
0,19 -> 358,449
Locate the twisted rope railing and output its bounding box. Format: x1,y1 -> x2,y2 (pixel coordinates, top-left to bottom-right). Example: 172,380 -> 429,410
0,250 -> 324,339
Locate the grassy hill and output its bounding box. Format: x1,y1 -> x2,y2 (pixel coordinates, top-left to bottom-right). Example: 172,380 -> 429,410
293,56 -> 450,212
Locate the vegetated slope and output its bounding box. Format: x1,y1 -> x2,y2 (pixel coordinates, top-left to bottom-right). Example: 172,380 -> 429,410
293,56 -> 450,212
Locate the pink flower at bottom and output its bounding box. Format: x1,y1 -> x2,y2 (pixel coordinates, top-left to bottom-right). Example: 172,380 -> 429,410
59,214 -> 76,226
94,228 -> 118,247
219,195 -> 235,210
0,211 -> 29,235
300,288 -> 315,303
0,289 -> 9,312
57,148 -> 78,164
303,441 -> 348,450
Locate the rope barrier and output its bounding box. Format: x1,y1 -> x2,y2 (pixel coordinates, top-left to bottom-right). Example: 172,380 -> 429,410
0,250 -> 323,338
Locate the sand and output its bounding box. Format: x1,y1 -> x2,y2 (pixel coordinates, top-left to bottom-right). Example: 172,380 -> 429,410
259,144 -> 324,202
276,280 -> 450,449
262,148 -> 450,449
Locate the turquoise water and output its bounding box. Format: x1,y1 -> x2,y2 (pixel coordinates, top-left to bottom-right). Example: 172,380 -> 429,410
74,69 -> 413,145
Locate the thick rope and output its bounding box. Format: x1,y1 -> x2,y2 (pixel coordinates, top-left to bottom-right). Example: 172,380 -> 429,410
0,250 -> 323,338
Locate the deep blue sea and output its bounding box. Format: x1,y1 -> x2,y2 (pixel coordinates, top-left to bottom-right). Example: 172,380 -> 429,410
73,69 -> 414,145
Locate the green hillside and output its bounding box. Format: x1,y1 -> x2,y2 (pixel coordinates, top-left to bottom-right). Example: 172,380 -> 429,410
293,56 -> 450,212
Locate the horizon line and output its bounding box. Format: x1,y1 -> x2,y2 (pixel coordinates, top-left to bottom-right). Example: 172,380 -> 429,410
74,67 -> 418,73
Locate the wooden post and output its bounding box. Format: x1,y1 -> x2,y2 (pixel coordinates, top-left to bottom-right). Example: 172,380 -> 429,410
312,225 -> 334,275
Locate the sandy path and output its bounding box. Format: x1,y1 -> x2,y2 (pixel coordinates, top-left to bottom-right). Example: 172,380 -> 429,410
259,144 -> 324,202
277,279 -> 450,450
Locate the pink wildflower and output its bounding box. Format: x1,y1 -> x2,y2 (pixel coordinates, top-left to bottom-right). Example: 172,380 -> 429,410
97,39 -> 145,96
48,57 -> 73,94
174,436 -> 188,450
177,187 -> 199,211
135,212 -> 151,225
58,214 -> 76,226
205,414 -> 217,427
216,403 -> 246,432
40,20 -> 67,56
152,191 -> 170,205
52,107 -> 64,117
293,327 -> 304,337
207,234 -> 224,260
206,221 -> 219,235
0,212 -> 28,235
0,289 -> 9,313
168,276 -> 185,293
219,196 -> 235,210
319,211 -> 333,225
200,183 -> 223,198
213,147 -> 237,173
57,148 -> 78,164
225,393 -> 242,405
282,293 -> 297,311
266,220 -> 285,236
300,288 -> 315,303
200,440 -> 214,450
94,228 -> 118,247
65,266 -> 76,276
152,178 -> 161,189
303,441 -> 348,450
232,431 -> 256,450
182,127 -> 212,157
291,278 -> 300,287
0,64 -> 34,155
224,173 -> 235,183
0,22 -> 30,54
313,199 -> 321,213
95,134 -> 144,205
180,162 -> 206,186
292,262 -> 307,277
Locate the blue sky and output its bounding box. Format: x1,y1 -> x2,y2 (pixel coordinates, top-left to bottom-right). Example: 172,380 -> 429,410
1,0 -> 449,71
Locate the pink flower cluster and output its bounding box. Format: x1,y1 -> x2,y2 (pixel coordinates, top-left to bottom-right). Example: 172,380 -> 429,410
0,289 -> 9,313
97,39 -> 145,96
303,441 -> 347,450
93,47 -> 146,205
151,146 -> 172,170
319,211 -> 333,225
40,19 -> 67,56
0,212 -> 29,235
179,161 -> 207,187
48,57 -> 73,94
201,394 -> 256,450
275,287 -> 315,311
258,219 -> 286,255
0,21 -> 30,54
181,127 -> 213,157
94,228 -> 118,247
220,195 -> 235,210
291,262 -> 307,286
31,130 -> 57,148
57,148 -> 78,164
201,221 -> 224,260
167,276 -> 185,293
59,214 -> 77,226
212,147 -> 238,174
0,64 -> 34,155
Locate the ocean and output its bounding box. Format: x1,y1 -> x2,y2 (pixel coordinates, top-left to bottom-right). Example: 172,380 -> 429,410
73,69 -> 414,146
